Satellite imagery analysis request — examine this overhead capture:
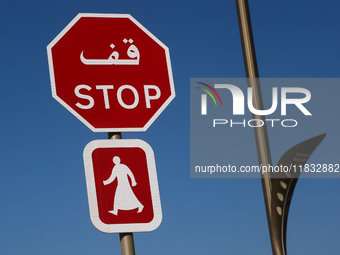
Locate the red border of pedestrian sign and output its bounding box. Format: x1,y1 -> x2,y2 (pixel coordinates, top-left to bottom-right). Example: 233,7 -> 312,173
47,13 -> 175,132
83,139 -> 162,233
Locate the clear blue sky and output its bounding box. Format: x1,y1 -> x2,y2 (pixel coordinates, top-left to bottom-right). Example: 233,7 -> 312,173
1,0 -> 340,254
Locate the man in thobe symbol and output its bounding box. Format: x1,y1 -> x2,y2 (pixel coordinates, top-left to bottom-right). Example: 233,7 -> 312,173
103,156 -> 144,215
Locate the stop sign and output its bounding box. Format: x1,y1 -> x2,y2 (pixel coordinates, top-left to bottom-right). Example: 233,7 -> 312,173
47,13 -> 175,132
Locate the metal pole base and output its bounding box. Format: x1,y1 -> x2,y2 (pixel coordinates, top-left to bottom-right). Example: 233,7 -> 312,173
120,233 -> 136,255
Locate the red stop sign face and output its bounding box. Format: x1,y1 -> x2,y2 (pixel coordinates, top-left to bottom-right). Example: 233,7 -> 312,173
47,13 -> 175,132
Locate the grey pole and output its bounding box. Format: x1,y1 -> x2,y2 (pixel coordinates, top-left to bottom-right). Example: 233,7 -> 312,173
108,132 -> 136,255
235,0 -> 276,254
119,233 -> 136,255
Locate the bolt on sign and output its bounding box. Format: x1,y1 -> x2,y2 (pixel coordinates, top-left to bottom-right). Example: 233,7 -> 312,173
47,13 -> 175,132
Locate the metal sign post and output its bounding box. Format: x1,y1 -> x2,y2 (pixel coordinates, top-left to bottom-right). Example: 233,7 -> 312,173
108,132 -> 136,255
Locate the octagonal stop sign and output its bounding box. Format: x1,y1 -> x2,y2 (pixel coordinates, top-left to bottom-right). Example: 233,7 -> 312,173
47,13 -> 175,132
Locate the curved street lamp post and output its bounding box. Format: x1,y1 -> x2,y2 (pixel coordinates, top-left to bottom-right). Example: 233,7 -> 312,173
235,1 -> 326,254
